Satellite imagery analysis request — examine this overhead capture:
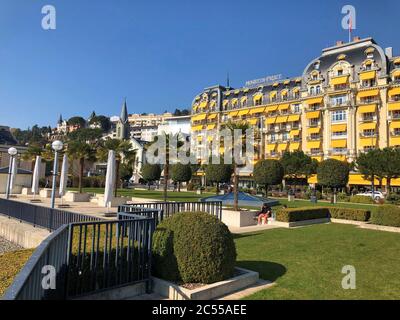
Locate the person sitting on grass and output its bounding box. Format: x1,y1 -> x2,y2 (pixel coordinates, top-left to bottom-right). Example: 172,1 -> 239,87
257,203 -> 272,225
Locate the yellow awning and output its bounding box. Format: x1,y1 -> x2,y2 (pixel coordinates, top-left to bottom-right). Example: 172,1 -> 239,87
390,121 -> 400,129
249,107 -> 265,114
199,101 -> 208,109
265,117 -> 276,125
306,111 -> 321,119
308,127 -> 321,134
359,122 -> 377,130
269,91 -> 277,99
389,102 -> 400,111
287,115 -> 300,122
253,93 -> 263,103
192,125 -> 203,131
207,113 -> 217,120
331,75 -> 349,85
192,114 -> 207,122
247,119 -> 258,125
358,104 -> 377,113
197,136 -> 203,141
223,100 -> 229,107
331,139 -> 347,148
306,97 -> 324,105
308,175 -> 318,184
289,142 -> 300,151
266,144 -> 277,151
206,124 -> 216,130
359,70 -> 376,81
357,89 -> 379,99
265,105 -> 278,113
359,138 -> 377,147
307,141 -> 321,149
290,130 -> 300,138
229,111 -> 239,117
278,104 -> 289,111
390,137 -> 400,147
275,116 -> 288,124
330,155 -> 347,161
394,58 -> 400,65
331,124 -> 347,132
238,109 -> 249,116
278,143 -> 288,152
392,71 -> 400,78
389,87 -> 400,97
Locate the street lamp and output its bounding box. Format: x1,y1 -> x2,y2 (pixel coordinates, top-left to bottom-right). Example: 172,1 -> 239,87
50,140 -> 63,209
5,147 -> 18,199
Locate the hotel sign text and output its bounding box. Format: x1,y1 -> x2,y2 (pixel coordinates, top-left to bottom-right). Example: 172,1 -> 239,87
245,74 -> 283,88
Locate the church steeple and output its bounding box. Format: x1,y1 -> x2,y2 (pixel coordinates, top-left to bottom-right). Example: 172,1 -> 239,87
120,98 -> 129,124
58,114 -> 63,125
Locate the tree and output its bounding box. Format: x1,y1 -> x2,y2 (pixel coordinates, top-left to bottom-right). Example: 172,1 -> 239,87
225,120 -> 250,211
89,115 -> 111,133
148,133 -> 184,201
380,148 -> 400,195
67,140 -> 96,193
22,143 -> 44,171
317,159 -> 350,193
205,163 -> 233,194
141,164 -> 161,189
97,138 -> 135,196
253,160 -> 284,197
280,151 -> 317,180
68,116 -> 86,128
171,163 -> 192,192
356,149 -> 385,194
67,128 -> 103,142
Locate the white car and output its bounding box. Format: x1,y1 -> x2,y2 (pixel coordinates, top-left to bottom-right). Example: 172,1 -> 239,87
356,191 -> 385,201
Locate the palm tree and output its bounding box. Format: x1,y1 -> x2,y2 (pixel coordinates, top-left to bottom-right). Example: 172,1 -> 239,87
225,120 -> 250,211
67,140 -> 96,193
97,138 -> 135,197
22,144 -> 44,171
147,132 -> 184,202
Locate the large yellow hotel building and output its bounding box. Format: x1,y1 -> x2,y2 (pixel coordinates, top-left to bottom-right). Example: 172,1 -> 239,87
191,37 -> 400,186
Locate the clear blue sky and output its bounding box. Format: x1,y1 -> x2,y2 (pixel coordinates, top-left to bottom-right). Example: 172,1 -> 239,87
1,0 -> 399,129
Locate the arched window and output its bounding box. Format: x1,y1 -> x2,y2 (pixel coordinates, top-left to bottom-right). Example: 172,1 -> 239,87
316,86 -> 321,94
310,87 -> 315,95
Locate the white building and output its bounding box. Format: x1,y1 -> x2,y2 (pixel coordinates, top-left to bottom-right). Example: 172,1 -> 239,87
157,115 -> 191,137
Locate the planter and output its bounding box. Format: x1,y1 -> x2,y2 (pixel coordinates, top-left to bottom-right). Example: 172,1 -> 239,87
39,188 -> 60,198
21,187 -> 33,196
271,218 -> 330,228
196,190 -> 203,195
152,267 -> 259,300
221,209 -> 257,228
95,195 -> 129,207
62,191 -> 90,202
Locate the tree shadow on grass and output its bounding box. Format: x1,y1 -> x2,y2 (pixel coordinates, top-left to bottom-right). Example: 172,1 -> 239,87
236,260 -> 287,282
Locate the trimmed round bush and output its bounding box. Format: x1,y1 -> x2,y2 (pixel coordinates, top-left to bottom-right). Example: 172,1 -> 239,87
152,212 -> 237,284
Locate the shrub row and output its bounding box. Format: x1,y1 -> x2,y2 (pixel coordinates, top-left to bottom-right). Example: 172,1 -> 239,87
276,207 -> 371,223
276,207 -> 330,222
371,205 -> 400,227
349,195 -> 376,204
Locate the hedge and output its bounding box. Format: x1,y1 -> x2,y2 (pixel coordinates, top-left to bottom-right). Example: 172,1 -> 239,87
350,195 -> 375,204
276,207 -> 371,222
371,205 -> 400,227
152,212 -> 237,284
276,207 -> 330,222
329,208 -> 370,222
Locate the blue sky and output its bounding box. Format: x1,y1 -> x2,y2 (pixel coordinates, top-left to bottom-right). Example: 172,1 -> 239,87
0,0 -> 399,129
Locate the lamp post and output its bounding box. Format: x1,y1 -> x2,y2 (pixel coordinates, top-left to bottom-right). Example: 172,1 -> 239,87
5,147 -> 18,199
50,140 -> 64,209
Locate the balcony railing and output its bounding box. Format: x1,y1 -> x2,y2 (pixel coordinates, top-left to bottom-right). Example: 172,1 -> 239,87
359,116 -> 377,122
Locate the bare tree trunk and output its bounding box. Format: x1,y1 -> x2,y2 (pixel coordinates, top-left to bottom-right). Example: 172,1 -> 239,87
164,161 -> 169,202
216,182 -> 219,195
386,177 -> 391,197
233,162 -> 239,211
79,157 -> 84,194
178,181 -> 181,192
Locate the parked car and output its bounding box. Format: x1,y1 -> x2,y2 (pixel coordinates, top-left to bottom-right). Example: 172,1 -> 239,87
356,191 -> 385,201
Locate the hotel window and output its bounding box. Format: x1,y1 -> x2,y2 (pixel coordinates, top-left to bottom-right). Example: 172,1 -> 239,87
293,104 -> 301,113
310,87 -> 315,95
271,134 -> 276,142
316,86 -> 321,94
362,79 -> 376,88
363,146 -> 375,153
337,69 -> 344,76
309,119 -> 319,127
331,110 -> 347,123
363,129 -> 376,137
241,99 -> 247,108
392,111 -> 400,119
333,147 -> 347,154
282,133 -> 288,141
294,91 -> 300,99
393,128 -> 400,136
332,131 -> 347,138
310,148 -> 321,155
331,95 -> 347,106
310,133 -> 320,140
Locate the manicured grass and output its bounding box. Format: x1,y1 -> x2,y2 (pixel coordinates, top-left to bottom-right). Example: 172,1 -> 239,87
68,188 -> 214,202
0,249 -> 34,297
235,223 -> 400,300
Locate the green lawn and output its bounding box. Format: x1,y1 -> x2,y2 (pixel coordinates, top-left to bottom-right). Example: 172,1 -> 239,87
235,223 -> 400,300
68,188 -> 214,202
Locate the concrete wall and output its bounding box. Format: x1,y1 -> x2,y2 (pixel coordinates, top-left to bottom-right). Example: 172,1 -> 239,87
0,173 -> 32,194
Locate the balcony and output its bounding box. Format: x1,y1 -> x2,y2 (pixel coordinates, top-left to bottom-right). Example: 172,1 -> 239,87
359,133 -> 378,138
327,101 -> 352,108
308,122 -> 321,128
359,116 -> 377,122
307,136 -> 322,141
389,113 -> 400,120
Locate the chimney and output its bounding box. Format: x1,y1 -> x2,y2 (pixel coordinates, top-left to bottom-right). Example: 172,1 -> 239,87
353,36 -> 361,42
336,40 -> 344,46
385,47 -> 393,59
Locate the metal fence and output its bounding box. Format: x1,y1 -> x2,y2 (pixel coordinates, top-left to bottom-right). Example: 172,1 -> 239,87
0,198 -> 101,231
118,201 -> 223,223
2,198 -> 155,300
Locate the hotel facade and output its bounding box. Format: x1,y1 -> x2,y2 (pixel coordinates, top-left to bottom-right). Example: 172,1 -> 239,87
190,37 -> 400,186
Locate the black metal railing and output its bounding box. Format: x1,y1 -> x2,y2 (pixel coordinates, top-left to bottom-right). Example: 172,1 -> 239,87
118,201 -> 223,223
0,198 -> 101,231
